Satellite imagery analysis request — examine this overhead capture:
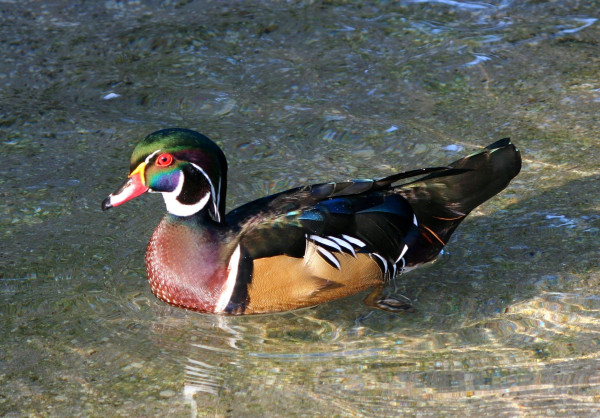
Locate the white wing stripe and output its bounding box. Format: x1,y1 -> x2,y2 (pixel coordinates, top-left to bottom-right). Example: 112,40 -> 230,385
214,244 -> 241,313
316,246 -> 341,269
309,234 -> 342,252
328,236 -> 356,257
371,252 -> 388,274
395,244 -> 409,265
341,234 -> 366,247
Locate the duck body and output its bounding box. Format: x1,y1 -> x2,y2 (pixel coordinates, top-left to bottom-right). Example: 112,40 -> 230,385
102,128 -> 521,315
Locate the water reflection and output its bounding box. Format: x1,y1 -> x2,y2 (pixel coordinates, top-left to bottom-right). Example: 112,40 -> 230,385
151,172 -> 600,415
164,290 -> 600,415
2,0 -> 600,415
404,0 -> 495,11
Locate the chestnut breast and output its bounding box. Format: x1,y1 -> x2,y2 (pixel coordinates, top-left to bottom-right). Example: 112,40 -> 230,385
145,217 -> 229,312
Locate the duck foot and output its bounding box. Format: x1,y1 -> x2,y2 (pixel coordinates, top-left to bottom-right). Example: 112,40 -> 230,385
374,297 -> 416,313
363,286 -> 416,313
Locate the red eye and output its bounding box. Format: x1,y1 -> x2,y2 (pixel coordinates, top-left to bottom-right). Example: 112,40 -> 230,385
155,153 -> 174,167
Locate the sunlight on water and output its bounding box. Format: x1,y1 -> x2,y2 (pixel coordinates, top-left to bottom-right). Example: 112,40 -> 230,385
151,289 -> 600,415
1,0 -> 599,415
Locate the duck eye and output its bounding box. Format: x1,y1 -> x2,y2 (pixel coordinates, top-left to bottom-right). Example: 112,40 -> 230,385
155,153 -> 174,167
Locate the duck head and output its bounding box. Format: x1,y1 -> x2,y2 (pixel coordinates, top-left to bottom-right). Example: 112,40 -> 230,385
102,128 -> 227,221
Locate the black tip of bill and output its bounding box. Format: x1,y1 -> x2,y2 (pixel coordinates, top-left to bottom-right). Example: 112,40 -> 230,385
101,196 -> 113,211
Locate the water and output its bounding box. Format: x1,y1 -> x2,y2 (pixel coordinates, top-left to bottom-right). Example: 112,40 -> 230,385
1,0 -> 599,415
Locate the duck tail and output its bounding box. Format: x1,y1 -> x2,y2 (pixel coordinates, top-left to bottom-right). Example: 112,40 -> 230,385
397,138 -> 522,264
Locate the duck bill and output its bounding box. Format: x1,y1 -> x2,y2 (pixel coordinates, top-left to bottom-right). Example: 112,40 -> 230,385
101,163 -> 149,211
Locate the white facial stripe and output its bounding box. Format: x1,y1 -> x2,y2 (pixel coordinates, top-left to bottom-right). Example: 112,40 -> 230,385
159,161 -> 221,218
413,214 -> 418,226
190,162 -> 220,222
214,245 -> 241,313
164,191 -> 210,217
145,149 -> 162,164
217,175 -> 222,216
161,167 -> 209,216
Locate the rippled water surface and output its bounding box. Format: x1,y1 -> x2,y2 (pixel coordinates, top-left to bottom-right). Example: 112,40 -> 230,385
1,0 -> 599,416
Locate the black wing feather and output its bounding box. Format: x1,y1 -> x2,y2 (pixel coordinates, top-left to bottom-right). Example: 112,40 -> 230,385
225,138 -> 521,277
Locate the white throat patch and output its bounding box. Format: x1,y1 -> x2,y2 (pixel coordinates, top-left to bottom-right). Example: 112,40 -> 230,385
161,172 -> 211,217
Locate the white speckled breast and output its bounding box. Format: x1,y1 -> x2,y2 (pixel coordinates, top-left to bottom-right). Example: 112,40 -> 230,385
145,217 -> 229,312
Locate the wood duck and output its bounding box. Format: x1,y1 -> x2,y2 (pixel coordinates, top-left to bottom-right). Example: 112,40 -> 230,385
102,128 -> 521,315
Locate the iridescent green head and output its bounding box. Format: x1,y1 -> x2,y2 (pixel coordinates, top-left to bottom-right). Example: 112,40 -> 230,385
102,128 -> 228,222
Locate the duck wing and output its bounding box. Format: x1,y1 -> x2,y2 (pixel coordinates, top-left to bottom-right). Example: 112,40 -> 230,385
225,166 -> 451,275
395,138 -> 522,263
226,138 -> 520,273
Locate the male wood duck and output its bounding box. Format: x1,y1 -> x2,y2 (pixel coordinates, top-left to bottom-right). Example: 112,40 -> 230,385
102,128 -> 521,315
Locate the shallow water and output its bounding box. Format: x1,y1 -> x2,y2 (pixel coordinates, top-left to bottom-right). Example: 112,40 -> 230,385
1,0 -> 599,416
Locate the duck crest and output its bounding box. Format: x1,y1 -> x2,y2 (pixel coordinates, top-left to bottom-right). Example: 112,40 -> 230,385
103,130 -> 521,315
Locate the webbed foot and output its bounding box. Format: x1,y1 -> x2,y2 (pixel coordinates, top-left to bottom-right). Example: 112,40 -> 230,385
363,285 -> 416,313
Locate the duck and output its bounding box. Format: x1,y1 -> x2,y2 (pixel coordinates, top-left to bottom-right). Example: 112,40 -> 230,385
102,128 -> 521,315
